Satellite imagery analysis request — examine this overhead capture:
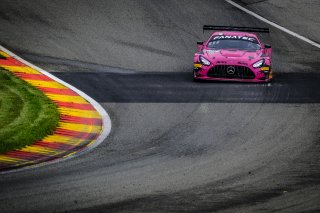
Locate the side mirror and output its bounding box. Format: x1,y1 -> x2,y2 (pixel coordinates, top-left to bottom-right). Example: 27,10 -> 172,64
264,44 -> 271,48
197,41 -> 204,52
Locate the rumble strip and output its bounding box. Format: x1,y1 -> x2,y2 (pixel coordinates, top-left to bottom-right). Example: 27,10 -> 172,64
0,46 -> 111,173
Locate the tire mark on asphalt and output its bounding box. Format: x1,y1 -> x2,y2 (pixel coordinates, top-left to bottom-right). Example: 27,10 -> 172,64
54,71 -> 320,104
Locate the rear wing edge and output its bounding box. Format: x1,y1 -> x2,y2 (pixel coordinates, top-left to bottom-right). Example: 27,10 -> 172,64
203,25 -> 270,33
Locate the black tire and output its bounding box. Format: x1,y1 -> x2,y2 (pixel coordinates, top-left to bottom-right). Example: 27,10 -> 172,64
193,70 -> 201,82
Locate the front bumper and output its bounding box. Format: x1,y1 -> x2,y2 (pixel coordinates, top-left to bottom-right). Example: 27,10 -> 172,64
193,63 -> 273,82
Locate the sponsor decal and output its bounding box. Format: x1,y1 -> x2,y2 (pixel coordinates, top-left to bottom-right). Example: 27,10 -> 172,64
213,35 -> 257,43
261,66 -> 270,71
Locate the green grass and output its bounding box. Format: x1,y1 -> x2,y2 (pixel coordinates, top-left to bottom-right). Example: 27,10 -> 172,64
0,68 -> 59,153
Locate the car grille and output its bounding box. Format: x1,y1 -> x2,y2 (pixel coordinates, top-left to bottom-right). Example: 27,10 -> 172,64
207,65 -> 255,79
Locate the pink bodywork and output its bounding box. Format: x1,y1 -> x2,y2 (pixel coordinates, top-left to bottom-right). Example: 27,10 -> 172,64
194,31 -> 272,82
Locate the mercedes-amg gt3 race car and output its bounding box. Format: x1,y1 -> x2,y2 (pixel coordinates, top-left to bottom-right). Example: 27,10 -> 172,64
194,26 -> 272,82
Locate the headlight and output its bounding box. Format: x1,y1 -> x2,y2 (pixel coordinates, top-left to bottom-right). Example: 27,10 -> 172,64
199,55 -> 211,66
252,59 -> 265,68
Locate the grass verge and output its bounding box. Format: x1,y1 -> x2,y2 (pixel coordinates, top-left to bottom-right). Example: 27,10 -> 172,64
0,67 -> 59,153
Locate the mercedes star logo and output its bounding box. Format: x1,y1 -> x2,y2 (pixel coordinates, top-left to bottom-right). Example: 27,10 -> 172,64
227,66 -> 235,75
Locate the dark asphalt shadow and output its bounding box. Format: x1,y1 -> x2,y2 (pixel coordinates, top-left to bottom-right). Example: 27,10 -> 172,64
54,72 -> 320,103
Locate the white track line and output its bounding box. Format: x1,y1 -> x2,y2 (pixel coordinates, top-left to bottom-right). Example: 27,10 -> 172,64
0,45 -> 112,174
225,0 -> 320,49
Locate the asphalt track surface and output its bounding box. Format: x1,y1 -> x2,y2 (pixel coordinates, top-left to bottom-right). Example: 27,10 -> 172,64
0,0 -> 320,212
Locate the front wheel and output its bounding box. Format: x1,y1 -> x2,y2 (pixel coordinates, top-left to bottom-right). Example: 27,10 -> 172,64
193,70 -> 200,82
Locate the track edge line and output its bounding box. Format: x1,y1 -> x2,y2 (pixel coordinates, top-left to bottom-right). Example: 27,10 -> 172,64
225,0 -> 320,49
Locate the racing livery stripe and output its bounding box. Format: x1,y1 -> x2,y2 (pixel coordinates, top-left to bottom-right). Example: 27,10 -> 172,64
0,50 -> 107,172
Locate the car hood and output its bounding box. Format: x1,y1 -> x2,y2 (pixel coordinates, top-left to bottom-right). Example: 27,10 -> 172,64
204,49 -> 262,62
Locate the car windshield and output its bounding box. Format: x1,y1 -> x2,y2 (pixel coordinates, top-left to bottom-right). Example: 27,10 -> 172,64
207,39 -> 261,50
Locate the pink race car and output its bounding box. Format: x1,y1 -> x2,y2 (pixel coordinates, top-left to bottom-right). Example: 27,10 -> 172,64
194,26 -> 273,82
